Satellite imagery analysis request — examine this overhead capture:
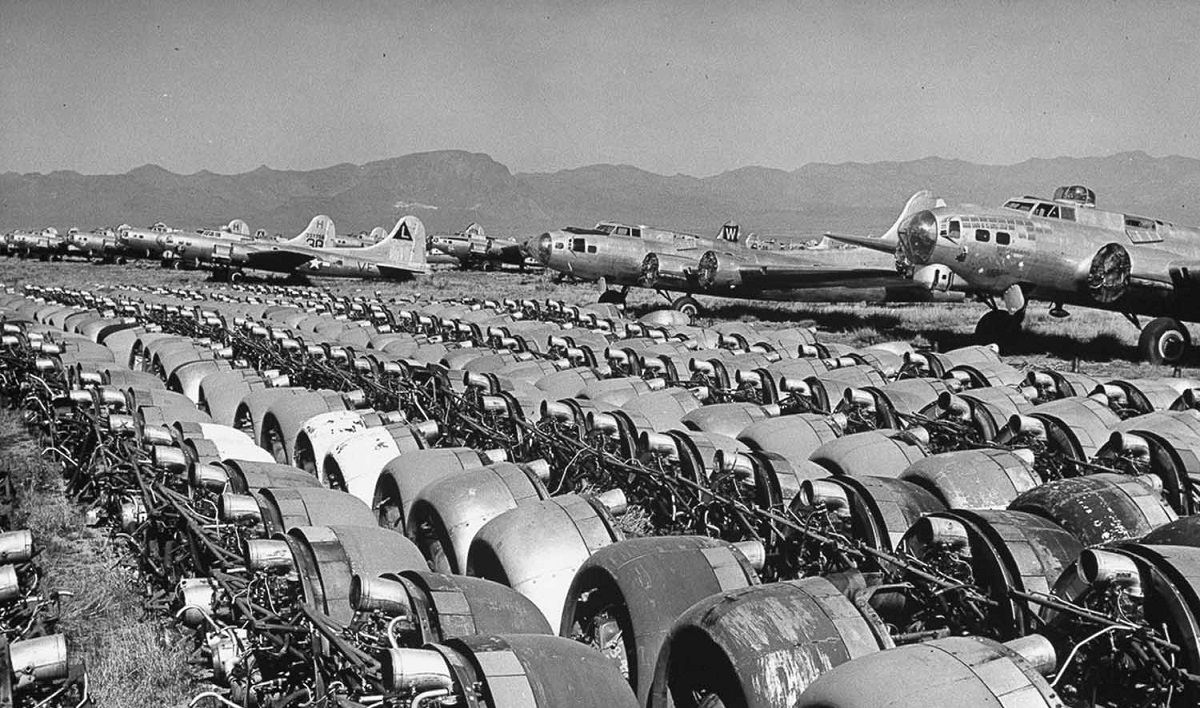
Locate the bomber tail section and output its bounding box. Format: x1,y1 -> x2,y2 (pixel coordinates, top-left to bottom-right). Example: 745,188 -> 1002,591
285,215 -> 336,248
363,215 -> 428,273
825,190 -> 944,253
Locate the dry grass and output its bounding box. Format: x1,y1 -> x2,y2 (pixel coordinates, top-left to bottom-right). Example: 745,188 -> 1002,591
0,413 -> 201,708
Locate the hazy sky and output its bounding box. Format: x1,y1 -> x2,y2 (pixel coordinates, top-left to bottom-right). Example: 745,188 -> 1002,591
3,0 -> 1199,176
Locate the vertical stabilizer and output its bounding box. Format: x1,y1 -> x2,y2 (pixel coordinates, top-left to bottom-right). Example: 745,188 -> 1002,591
287,215 -> 336,248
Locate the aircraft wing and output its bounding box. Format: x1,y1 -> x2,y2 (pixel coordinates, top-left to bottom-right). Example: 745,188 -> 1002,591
239,246 -> 320,272
699,248 -> 912,292
823,232 -> 898,253
730,263 -> 913,290
377,262 -> 430,278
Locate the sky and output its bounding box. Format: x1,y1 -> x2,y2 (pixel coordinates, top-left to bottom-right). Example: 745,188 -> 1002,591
2,0 -> 1199,177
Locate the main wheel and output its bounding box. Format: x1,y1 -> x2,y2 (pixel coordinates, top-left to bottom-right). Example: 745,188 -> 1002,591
671,295 -> 702,319
974,310 -> 1020,346
1138,316 -> 1190,365
598,289 -> 626,305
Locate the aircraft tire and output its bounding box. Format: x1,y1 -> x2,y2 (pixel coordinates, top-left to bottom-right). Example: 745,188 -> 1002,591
670,295 -> 702,319
974,310 -> 1020,347
598,290 -> 625,305
229,271 -> 244,284
1139,317 -> 1190,365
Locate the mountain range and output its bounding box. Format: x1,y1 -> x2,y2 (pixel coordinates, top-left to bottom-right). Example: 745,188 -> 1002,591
3,150 -> 1199,241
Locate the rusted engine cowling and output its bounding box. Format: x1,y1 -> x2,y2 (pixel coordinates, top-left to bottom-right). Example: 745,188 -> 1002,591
902,344 -> 1000,378
98,368 -> 166,391
791,476 -> 945,556
1044,544 -> 1200,706
220,487 -> 377,535
268,526 -> 428,626
292,408 -> 400,476
944,359 -> 1025,389
322,421 -> 437,502
1092,377 -> 1200,416
154,342 -> 219,382
174,422 -> 275,465
390,634 -> 639,708
923,387 -> 1035,442
839,378 -> 955,430
259,389 -> 358,464
724,450 -> 831,506
126,332 -> 186,369
79,316 -> 138,344
534,367 -> 605,400
648,577 -> 892,708
994,395 -> 1123,465
795,635 -> 1061,707
737,412 -> 843,461
6,634 -> 72,692
1141,516 -> 1200,546
1097,421 -> 1200,515
374,447 -> 493,533
899,448 -> 1040,509
197,371 -> 273,426
785,366 -> 888,413
895,510 -> 1082,638
583,376 -> 668,407
1009,473 -> 1177,546
642,430 -> 749,482
101,326 -> 157,366
560,536 -> 760,704
165,358 -> 233,403
233,386 -> 307,442
680,401 -> 777,437
352,570 -> 552,641
190,458 -> 320,495
467,493 -> 626,626
845,343 -> 912,378
618,388 -> 705,430
1024,369 -> 1102,403
809,429 -> 929,477
408,461 -> 551,574
135,399 -> 212,428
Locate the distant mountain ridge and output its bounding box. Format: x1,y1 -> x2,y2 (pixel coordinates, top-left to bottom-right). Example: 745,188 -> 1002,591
3,150 -> 1199,241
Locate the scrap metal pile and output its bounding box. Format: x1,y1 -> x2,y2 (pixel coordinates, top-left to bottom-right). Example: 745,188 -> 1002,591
3,280 -> 1200,707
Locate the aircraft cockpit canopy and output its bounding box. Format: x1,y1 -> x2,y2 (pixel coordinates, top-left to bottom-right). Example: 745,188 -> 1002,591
1053,185 -> 1096,207
592,222 -> 642,237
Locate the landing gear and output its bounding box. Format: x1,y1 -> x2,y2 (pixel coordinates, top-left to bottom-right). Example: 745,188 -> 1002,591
974,309 -> 1023,347
1138,317 -> 1190,365
671,295 -> 702,319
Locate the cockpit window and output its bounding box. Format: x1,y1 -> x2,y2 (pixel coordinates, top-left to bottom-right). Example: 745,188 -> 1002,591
594,223 -> 617,235
1003,200 -> 1035,212
1126,215 -> 1156,230
571,238 -> 586,252
975,229 -> 990,242
631,228 -> 642,238
1058,206 -> 1076,221
615,226 -> 630,236
948,220 -> 961,239
1032,203 -> 1060,219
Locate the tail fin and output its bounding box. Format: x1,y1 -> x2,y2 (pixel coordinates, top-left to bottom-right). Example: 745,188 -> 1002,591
462,222 -> 485,240
226,219 -> 250,236
287,215 -> 336,248
824,190 -> 943,253
718,222 -> 741,242
362,215 -> 427,268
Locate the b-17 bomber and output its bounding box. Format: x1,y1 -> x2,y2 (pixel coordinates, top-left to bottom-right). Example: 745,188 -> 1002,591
888,185 -> 1200,363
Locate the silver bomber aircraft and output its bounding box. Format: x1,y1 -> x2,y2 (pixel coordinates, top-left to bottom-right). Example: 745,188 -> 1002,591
120,218 -> 252,263
429,223 -> 528,269
881,185 -> 1200,364
196,214 -> 429,282
524,193 -> 938,316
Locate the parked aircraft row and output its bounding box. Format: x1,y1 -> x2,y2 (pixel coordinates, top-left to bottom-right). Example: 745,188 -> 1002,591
7,183 -> 1200,363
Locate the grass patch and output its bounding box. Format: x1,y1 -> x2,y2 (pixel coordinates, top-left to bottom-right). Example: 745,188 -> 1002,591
0,413 -> 202,708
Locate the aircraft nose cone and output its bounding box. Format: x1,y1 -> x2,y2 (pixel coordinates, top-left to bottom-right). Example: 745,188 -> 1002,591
525,232 -> 552,264
898,210 -> 938,264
